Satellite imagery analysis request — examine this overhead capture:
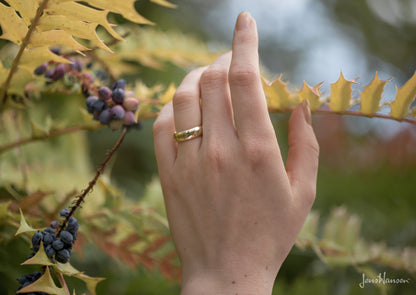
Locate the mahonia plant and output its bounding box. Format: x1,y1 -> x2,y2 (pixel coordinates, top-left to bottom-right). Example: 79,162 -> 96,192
0,0 -> 416,294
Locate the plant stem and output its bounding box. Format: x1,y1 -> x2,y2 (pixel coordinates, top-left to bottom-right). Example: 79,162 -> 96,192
0,0 -> 49,105
58,127 -> 128,234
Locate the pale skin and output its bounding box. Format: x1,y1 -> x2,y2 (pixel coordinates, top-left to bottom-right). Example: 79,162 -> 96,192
153,12 -> 319,295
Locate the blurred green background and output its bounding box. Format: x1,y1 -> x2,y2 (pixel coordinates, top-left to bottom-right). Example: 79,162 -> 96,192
1,0 -> 416,294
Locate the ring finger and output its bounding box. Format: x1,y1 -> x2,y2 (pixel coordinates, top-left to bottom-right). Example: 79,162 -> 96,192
173,67 -> 206,155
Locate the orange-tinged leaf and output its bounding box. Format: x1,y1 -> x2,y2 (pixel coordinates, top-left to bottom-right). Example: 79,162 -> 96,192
15,209 -> 37,236
297,81 -> 323,111
45,2 -> 123,41
262,75 -> 298,110
37,15 -> 112,52
17,267 -> 67,295
74,273 -> 105,295
22,242 -> 54,266
390,71 -> 416,119
0,3 -> 27,44
29,30 -> 89,51
4,0 -> 38,26
329,72 -> 356,112
360,72 -> 391,114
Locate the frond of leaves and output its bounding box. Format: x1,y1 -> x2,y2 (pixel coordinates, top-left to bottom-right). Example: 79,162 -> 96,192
0,0 -> 175,101
263,71 -> 416,124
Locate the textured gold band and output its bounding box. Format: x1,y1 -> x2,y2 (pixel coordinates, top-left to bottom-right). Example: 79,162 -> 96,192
173,125 -> 203,142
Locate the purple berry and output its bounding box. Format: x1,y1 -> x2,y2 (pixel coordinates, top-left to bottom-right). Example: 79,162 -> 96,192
98,87 -> 112,101
112,79 -> 126,90
45,68 -> 55,79
112,88 -> 125,104
60,231 -> 73,244
60,208 -> 70,217
50,47 -> 61,55
124,111 -> 136,125
52,64 -> 66,80
50,220 -> 60,229
32,232 -> 42,247
71,59 -> 83,72
52,239 -> 64,251
45,244 -> 55,258
99,109 -> 112,125
110,105 -> 125,120
92,100 -> 108,112
122,98 -> 139,111
66,217 -> 79,234
55,249 -> 70,263
34,63 -> 48,75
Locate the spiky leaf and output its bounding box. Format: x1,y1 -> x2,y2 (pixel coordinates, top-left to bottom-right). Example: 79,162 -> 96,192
329,72 -> 355,112
297,81 -> 323,111
17,267 -> 67,295
360,72 -> 391,114
390,71 -> 416,119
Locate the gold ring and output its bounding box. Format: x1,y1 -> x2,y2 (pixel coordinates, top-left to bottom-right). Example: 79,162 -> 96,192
174,125 -> 203,142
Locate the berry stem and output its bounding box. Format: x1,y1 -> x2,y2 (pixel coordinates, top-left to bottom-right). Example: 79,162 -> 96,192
57,272 -> 71,295
58,127 -> 128,234
0,0 -> 50,105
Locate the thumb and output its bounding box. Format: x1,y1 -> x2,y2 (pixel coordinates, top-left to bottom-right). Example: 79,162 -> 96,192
286,100 -> 320,211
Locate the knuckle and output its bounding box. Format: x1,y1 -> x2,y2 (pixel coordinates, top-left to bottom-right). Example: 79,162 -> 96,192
200,67 -> 228,88
152,118 -> 167,136
172,90 -> 196,112
241,137 -> 275,165
204,141 -> 229,171
229,64 -> 259,87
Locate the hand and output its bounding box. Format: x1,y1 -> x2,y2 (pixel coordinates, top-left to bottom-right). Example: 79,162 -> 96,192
153,12 -> 319,295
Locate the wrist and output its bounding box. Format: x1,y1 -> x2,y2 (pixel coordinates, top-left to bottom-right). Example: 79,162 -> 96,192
180,268 -> 276,295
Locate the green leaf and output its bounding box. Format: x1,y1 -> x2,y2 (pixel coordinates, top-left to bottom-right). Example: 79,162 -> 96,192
15,208 -> 37,236
360,72 -> 391,114
22,242 -> 54,266
150,0 -> 177,8
262,75 -> 298,110
17,266 -> 67,295
329,72 -> 356,112
0,201 -> 11,219
390,71 -> 416,119
30,119 -> 50,138
297,81 -> 323,111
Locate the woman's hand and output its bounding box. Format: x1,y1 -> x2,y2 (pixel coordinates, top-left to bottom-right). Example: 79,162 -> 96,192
153,12 -> 319,295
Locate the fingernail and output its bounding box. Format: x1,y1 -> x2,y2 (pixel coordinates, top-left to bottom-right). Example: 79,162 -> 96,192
236,12 -> 252,30
302,99 -> 312,125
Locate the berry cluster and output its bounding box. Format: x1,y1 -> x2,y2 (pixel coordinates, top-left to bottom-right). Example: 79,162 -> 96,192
29,209 -> 79,264
85,79 -> 140,130
33,47 -> 141,131
17,272 -> 49,295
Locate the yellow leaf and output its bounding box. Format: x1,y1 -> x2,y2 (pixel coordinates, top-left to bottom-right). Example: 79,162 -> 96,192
390,70 -> 416,119
20,47 -> 71,73
53,262 -> 82,276
297,81 -> 323,111
150,0 -> 177,8
15,208 -> 37,236
329,72 -> 356,112
360,72 -> 391,114
22,242 -> 54,266
74,273 -> 105,295
37,15 -> 112,52
262,75 -> 298,110
17,267 -> 67,295
45,2 -> 123,41
4,68 -> 33,97
4,0 -> 38,26
30,30 -> 89,51
0,3 -> 27,44
85,0 -> 153,25
159,83 -> 176,104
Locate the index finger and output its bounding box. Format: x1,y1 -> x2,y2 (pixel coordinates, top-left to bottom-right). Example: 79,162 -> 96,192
229,12 -> 274,140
